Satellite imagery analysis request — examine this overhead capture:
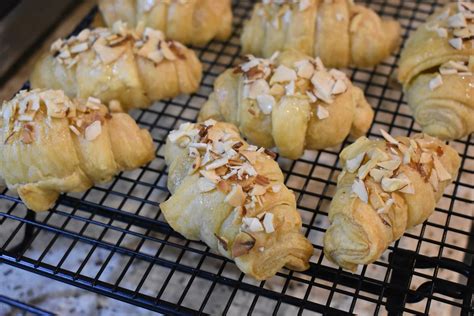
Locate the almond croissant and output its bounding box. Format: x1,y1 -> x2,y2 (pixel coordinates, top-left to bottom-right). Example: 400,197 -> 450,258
198,50 -> 374,159
398,2 -> 474,140
160,120 -> 314,280
324,131 -> 460,271
98,0 -> 232,46
31,23 -> 202,112
0,89 -> 155,212
241,0 -> 401,68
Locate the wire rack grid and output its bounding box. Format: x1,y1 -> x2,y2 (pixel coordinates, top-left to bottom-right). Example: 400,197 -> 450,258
0,1 -> 473,315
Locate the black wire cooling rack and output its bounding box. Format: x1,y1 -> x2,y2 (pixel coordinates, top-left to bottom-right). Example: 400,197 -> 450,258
0,1 -> 473,315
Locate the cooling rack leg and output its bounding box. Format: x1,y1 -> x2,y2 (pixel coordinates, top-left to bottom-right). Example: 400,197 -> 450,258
7,210 -> 36,255
386,250 -> 415,315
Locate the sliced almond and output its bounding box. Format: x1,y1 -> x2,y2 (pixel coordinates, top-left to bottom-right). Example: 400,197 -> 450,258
270,83 -> 285,97
316,105 -> 329,120
262,213 -> 275,233
381,176 -> 410,193
84,120 -> 102,141
271,184 -> 281,193
432,155 -> 452,181
251,185 -> 267,196
346,152 -> 365,173
231,232 -> 256,257
331,79 -> 347,95
352,179 -> 368,203
242,217 -> 264,232
306,90 -> 317,103
294,59 -> 315,79
377,159 -> 401,171
380,129 -> 399,145
270,65 -> 297,84
225,184 -> 246,207
370,168 -> 392,183
69,125 -> 81,136
205,157 -> 229,170
285,80 -> 295,95
447,13 -> 467,28
358,159 -> 378,180
93,38 -> 126,64
448,38 -> 463,50
429,170 -> 439,192
435,27 -> 448,38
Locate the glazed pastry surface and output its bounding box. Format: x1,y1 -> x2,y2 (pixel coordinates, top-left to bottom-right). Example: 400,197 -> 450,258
161,120 -> 314,280
98,0 -> 232,45
398,2 -> 474,140
198,50 -> 374,159
31,23 -> 202,111
0,89 -> 155,212
241,0 -> 401,67
324,131 -> 460,271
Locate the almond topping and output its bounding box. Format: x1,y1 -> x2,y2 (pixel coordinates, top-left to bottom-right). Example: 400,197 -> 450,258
256,94 -> 275,115
432,155 -> 452,181
448,38 -> 463,50
316,105 -> 329,120
270,65 -> 297,84
429,74 -> 444,90
242,217 -> 264,233
346,152 -> 365,173
381,176 -> 410,193
224,184 -> 246,207
262,213 -> 275,233
380,129 -> 399,145
84,120 -> 102,141
352,179 -> 368,203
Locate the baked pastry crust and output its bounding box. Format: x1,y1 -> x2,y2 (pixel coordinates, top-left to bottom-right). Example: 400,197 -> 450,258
241,0 -> 400,68
31,23 -> 202,111
324,131 -> 461,271
0,89 -> 155,212
98,0 -> 232,45
198,50 -> 374,159
160,120 -> 313,280
398,2 -> 474,140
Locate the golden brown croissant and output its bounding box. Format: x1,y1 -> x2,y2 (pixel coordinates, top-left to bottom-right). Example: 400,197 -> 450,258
198,50 -> 374,159
241,0 -> 401,68
98,0 -> 232,46
160,120 -> 314,280
0,89 -> 155,212
324,131 -> 461,271
398,2 -> 474,140
31,23 -> 202,112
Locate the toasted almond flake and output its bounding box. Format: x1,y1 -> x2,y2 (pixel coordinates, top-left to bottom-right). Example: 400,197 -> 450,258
270,65 -> 297,84
93,39 -> 126,64
429,74 -> 444,91
448,38 -> 463,50
242,217 -> 264,232
453,28 -> 471,38
329,69 -> 346,80
285,80 -> 295,95
161,41 -> 177,60
271,184 -> 281,193
448,13 -> 467,28
436,27 -> 448,38
69,125 -> 81,136
84,120 -> 102,141
442,60 -> 469,72
224,184 -> 246,207
346,152 -> 365,173
270,83 -> 285,97
198,177 -> 216,192
248,79 -> 270,99
432,156 -> 451,181
205,157 -> 229,170
439,67 -> 458,75
380,129 -> 399,145
316,105 -> 329,120
419,152 -> 432,164
352,179 -> 368,203
370,168 -> 392,183
381,176 -> 410,193
429,170 -> 439,192
70,42 -> 89,54
358,159 -> 377,180
377,159 -> 401,171
231,232 -> 255,257
203,119 -> 216,127
294,59 -> 315,79
331,79 -> 347,95
263,213 -> 275,233
306,90 -> 317,103
312,70 -> 335,103
251,185 -> 267,196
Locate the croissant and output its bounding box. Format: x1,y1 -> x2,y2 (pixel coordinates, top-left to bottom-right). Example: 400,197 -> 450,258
31,23 -> 202,112
98,0 -> 232,46
160,120 -> 314,280
241,0 -> 401,68
324,131 -> 461,271
0,89 -> 155,212
198,50 -> 374,159
398,2 -> 474,140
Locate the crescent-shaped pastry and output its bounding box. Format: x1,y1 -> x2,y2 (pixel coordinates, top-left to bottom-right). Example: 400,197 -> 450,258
160,120 -> 314,280
31,22 -> 202,112
241,0 -> 401,68
198,50 -> 374,159
324,131 -> 461,271
0,89 -> 155,212
98,0 -> 232,45
398,2 -> 474,140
